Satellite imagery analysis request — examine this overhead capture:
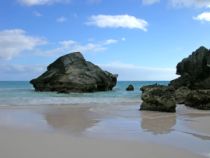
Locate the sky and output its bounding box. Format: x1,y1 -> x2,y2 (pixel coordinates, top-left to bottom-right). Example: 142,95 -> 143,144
0,0 -> 210,81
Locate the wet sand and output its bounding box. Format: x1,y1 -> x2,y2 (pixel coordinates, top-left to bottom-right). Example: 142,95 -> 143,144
0,104 -> 209,158
0,127 -> 206,158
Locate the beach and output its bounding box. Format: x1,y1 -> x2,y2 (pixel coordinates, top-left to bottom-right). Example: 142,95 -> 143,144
0,103 -> 209,158
1,0 -> 210,157
0,81 -> 210,158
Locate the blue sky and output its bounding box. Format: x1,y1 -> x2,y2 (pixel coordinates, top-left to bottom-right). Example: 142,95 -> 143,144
0,0 -> 210,81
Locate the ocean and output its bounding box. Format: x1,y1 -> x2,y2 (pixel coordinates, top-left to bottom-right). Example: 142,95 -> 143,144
0,81 -> 168,106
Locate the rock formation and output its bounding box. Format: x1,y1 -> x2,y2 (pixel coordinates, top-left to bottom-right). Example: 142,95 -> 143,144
140,46 -> 210,111
170,46 -> 210,110
140,84 -> 176,112
170,46 -> 210,89
30,52 -> 117,93
126,84 -> 134,91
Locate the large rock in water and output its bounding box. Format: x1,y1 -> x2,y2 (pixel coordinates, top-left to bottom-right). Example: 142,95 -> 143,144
140,84 -> 176,112
30,52 -> 117,93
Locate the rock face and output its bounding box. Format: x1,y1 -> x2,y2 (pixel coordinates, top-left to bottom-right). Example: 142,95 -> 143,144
30,52 -> 117,93
126,84 -> 134,91
170,46 -> 210,89
140,84 -> 176,112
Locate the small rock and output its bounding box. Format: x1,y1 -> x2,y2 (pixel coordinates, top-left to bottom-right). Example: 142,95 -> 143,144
126,84 -> 134,91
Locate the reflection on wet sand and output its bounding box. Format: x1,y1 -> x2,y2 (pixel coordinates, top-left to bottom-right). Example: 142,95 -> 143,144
44,107 -> 99,135
140,111 -> 176,135
177,105 -> 210,136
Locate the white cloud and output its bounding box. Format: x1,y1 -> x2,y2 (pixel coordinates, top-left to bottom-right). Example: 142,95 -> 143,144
86,15 -> 148,31
42,39 -> 119,56
0,29 -> 47,60
169,0 -> 210,8
100,62 -> 177,81
59,40 -> 106,52
142,0 -> 160,5
33,11 -> 42,17
103,39 -> 118,45
56,16 -> 67,23
18,0 -> 70,6
194,12 -> 210,22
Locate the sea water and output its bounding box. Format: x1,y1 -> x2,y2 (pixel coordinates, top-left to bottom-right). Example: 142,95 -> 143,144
0,81 -> 168,106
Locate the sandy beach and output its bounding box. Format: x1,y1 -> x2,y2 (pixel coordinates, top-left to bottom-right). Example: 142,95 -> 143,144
0,127 -> 206,158
0,104 -> 209,158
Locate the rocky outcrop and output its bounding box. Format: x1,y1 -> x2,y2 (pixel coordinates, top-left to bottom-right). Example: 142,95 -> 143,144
30,52 -> 117,93
126,84 -> 134,91
140,46 -> 210,111
140,84 -> 176,112
169,46 -> 210,109
170,46 -> 210,89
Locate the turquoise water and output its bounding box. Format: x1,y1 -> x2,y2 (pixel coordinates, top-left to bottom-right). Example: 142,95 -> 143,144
0,81 -> 169,106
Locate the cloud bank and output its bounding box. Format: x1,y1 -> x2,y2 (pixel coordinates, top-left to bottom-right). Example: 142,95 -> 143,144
0,29 -> 46,60
41,39 -> 119,56
100,62 -> 177,81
